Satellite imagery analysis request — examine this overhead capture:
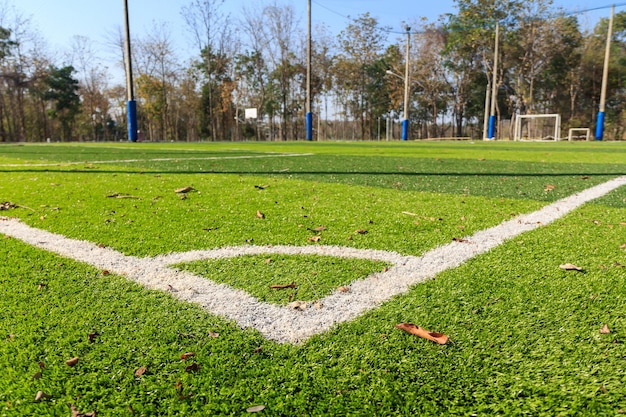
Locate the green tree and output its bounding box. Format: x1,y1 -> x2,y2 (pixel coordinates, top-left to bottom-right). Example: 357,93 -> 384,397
42,66 -> 81,141
335,13 -> 389,139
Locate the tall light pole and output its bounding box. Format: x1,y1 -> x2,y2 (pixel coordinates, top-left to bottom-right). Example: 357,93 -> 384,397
402,26 -> 411,141
596,5 -> 614,140
123,0 -> 137,142
305,0 -> 313,140
487,22 -> 499,140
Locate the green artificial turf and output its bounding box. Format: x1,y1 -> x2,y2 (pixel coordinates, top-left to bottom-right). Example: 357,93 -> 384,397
1,141 -> 626,416
176,255 -> 390,305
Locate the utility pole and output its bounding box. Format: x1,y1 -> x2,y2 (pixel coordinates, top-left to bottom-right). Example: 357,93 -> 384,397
488,22 -> 499,140
123,0 -> 137,142
596,5 -> 614,140
306,0 -> 313,140
402,26 -> 411,141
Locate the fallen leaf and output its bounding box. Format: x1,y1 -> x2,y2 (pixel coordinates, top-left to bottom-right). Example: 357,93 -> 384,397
66,357 -> 79,367
256,210 -> 265,219
38,361 -> 45,369
452,237 -> 469,243
102,270 -> 110,276
37,283 -> 47,290
559,263 -> 583,271
544,184 -> 556,192
270,282 -> 296,289
185,363 -> 200,373
180,352 -> 195,360
620,243 -> 626,249
88,332 -> 100,343
175,186 -> 195,193
0,202 -> 17,210
600,324 -> 611,334
254,185 -> 268,190
592,220 -> 601,225
394,323 -> 449,345
70,404 -> 96,417
34,391 -> 51,402
337,286 -> 350,293
307,235 -> 321,242
253,346 -> 263,354
288,300 -> 307,311
580,176 -> 590,180
208,330 -> 220,338
135,366 -> 148,377
106,193 -> 140,199
312,225 -> 327,232
355,229 -> 368,234
246,405 -> 266,413
402,211 -> 418,216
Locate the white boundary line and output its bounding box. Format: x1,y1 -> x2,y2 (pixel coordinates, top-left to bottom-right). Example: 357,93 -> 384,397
2,176 -> 625,343
0,152 -> 313,168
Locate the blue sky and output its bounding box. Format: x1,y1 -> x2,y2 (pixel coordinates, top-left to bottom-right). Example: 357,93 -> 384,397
10,0 -> 616,64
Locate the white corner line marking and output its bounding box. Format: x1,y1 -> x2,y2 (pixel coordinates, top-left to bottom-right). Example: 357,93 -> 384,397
2,176 -> 625,344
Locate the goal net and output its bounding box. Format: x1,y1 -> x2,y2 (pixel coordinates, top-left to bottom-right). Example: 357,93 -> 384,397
513,114 -> 561,141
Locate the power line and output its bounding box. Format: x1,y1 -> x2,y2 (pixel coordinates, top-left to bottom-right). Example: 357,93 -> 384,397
312,0 -> 625,34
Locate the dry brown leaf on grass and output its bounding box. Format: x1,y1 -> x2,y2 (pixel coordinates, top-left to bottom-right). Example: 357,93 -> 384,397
134,366 -> 148,377
65,357 -> 79,367
256,210 -> 265,219
88,332 -> 100,343
559,263 -> 584,271
355,229 -> 368,234
544,184 -> 556,192
34,391 -> 51,402
246,405 -> 266,413
185,363 -> 200,373
180,352 -> 195,360
208,330 -> 220,338
269,282 -> 296,289
71,404 -> 96,417
175,186 -> 195,193
337,286 -> 350,293
600,324 -> 611,334
312,225 -> 327,232
394,323 -> 449,345
307,235 -> 321,242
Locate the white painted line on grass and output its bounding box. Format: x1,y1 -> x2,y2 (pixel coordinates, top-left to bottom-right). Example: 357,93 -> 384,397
0,152 -> 314,167
2,175 -> 625,343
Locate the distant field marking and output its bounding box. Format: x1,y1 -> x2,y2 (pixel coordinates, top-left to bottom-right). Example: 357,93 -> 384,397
1,175 -> 625,344
0,152 -> 314,168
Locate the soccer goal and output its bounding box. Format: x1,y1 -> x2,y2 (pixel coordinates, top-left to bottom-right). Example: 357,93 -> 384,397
513,114 -> 561,141
568,128 -> 591,141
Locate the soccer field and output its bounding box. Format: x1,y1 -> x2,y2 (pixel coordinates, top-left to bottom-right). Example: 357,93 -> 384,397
1,141 -> 626,415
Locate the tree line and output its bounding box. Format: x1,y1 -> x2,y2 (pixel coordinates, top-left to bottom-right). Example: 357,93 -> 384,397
0,0 -> 624,142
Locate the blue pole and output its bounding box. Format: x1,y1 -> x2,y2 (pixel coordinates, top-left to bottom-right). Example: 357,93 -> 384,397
595,111 -> 605,140
127,100 -> 137,142
401,119 -> 409,141
306,111 -> 313,140
488,115 -> 496,139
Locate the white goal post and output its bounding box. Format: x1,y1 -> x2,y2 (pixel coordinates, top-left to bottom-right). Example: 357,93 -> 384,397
568,128 -> 591,141
514,114 -> 561,141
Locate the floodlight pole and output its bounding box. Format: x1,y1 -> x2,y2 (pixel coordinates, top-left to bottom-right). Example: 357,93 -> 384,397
488,23 -> 499,140
402,26 -> 411,141
305,0 -> 313,140
123,0 -> 137,142
596,5 -> 614,140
